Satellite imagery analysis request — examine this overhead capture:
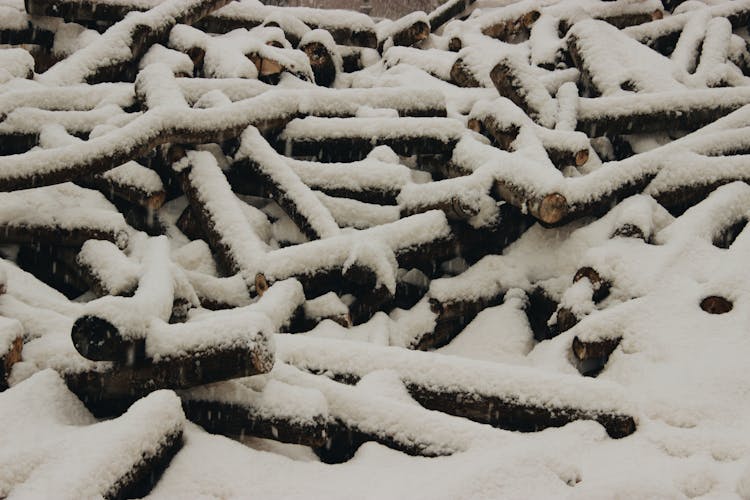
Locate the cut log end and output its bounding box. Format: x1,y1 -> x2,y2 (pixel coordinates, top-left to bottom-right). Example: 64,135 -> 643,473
413,22 -> 430,43
255,273 -> 269,296
522,10 -> 541,28
612,223 -> 646,241
145,191 -> 167,211
2,335 -> 23,390
467,118 -> 482,133
573,266 -> 610,302
700,296 -> 733,315
538,193 -> 568,225
571,336 -> 622,375
574,149 -> 589,166
71,315 -> 142,363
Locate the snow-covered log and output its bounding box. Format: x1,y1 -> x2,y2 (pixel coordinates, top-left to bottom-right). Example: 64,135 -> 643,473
65,312 -> 275,414
277,335 -> 637,438
280,117 -> 464,161
0,372 -> 185,498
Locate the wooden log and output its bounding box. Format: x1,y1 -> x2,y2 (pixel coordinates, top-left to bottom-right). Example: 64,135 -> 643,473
277,335 -> 638,439
525,286 -> 559,341
481,9 -> 540,42
288,292 -> 351,332
577,87 -> 750,138
24,0 -> 152,23
700,295 -> 733,314
574,267 -> 611,303
625,1 -> 750,56
401,196 -> 481,222
0,87 -> 444,192
37,0 -> 234,85
71,236 -> 175,363
280,117 -> 462,162
233,128 -> 340,240
176,206 -> 205,241
64,334 -> 275,416
1,329 -> 23,391
80,167 -> 167,211
16,244 -> 90,300
183,399 -> 329,447
572,336 -> 622,376
553,267 -> 610,335
104,425 -> 182,500
428,0 -> 471,32
176,150 -> 268,280
474,115 -> 589,169
300,40 -> 337,87
489,56 -> 556,127
181,376 -> 330,447
380,14 -> 431,50
449,57 -> 481,87
197,6 -> 379,48
0,218 -> 129,249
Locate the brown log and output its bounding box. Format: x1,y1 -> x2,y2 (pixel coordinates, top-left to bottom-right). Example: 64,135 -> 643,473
233,131 -> 339,240
481,10 -> 540,42
105,426 -> 182,500
475,115 -> 589,169
428,0 -> 471,32
401,196 -> 481,222
36,0 -> 234,85
406,382 -> 633,438
64,340 -> 274,417
176,151 -> 267,279
713,218 -> 748,249
282,118 -> 460,162
301,41 -> 337,87
17,244 -> 90,300
176,206 -> 205,241
525,285 -> 559,341
574,266 -> 611,302
79,171 -> 166,211
449,58 -> 481,87
576,89 -> 750,137
183,399 -> 329,447
280,336 -> 637,439
0,222 -> 129,249
489,57 -> 555,126
196,9 -> 378,48
385,20 -> 430,50
572,335 -> 622,376
0,88 -> 444,192
1,334 -> 22,391
700,296 -> 733,314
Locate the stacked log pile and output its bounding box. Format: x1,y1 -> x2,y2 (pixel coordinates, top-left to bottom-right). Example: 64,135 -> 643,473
1,0 -> 749,495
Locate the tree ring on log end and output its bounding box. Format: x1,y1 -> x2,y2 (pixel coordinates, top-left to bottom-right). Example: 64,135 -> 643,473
700,296 -> 733,314
538,193 -> 568,225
